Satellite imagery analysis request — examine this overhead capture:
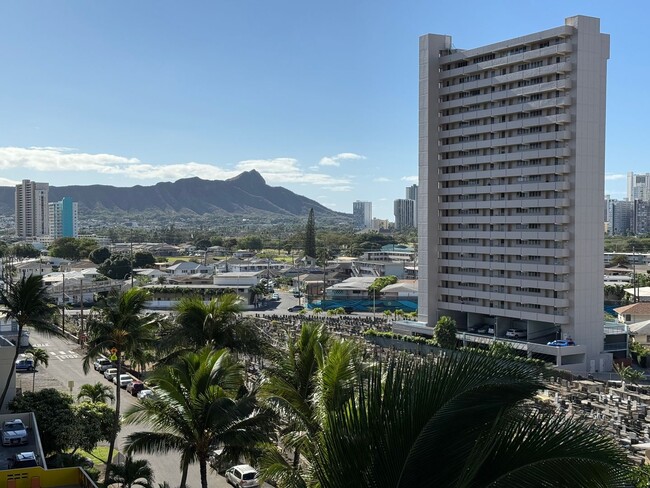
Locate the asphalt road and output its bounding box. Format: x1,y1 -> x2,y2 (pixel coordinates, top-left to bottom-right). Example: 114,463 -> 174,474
26,329 -> 233,488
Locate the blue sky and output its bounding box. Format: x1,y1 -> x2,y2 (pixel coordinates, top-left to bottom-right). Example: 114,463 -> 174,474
0,1 -> 645,219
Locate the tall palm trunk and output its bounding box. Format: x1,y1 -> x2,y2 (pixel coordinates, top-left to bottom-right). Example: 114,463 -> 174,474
293,447 -> 301,468
179,461 -> 189,488
199,456 -> 208,488
0,323 -> 23,410
105,353 -> 121,480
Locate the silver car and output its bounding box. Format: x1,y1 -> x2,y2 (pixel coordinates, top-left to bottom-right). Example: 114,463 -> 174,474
2,419 -> 28,446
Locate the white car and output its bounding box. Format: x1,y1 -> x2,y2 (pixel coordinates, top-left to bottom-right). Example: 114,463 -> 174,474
113,374 -> 134,388
505,328 -> 527,339
137,389 -> 155,400
104,368 -> 118,381
225,464 -> 259,487
2,419 -> 28,446
93,357 -> 113,372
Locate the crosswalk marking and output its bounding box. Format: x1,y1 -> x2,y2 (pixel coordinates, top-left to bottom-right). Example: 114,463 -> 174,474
39,349 -> 80,361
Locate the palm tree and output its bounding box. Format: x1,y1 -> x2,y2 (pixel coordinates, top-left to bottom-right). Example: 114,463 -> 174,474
159,294 -> 266,361
0,275 -> 58,409
106,456 -> 154,488
123,347 -> 275,488
82,287 -> 158,480
259,323 -> 360,485
77,381 -> 115,404
311,351 -> 632,488
25,347 -> 48,392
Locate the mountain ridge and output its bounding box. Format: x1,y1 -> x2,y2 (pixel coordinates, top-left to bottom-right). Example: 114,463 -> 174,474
0,171 -> 349,220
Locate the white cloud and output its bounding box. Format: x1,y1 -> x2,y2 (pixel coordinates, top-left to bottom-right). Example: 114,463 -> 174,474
0,177 -> 19,186
325,185 -> 353,192
401,175 -> 418,183
319,152 -> 366,167
373,177 -> 390,183
605,173 -> 626,181
0,146 -> 352,189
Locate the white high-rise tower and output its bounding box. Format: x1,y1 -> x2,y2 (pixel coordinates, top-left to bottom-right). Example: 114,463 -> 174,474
418,16 -> 609,371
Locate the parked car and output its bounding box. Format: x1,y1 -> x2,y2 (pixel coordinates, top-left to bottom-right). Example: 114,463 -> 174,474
15,358 -> 35,372
93,357 -> 113,372
137,389 -> 155,400
467,326 -> 478,333
8,451 -> 37,469
127,381 -> 146,396
2,419 -> 28,446
113,374 -> 134,388
225,464 -> 259,488
343,306 -> 354,314
547,339 -> 576,347
104,368 -> 118,381
271,293 -> 279,300
487,326 -> 495,335
476,325 -> 489,334
288,305 -> 304,312
505,328 -> 527,339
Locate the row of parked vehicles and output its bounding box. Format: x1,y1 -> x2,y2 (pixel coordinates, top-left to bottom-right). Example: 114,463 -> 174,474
92,357 -> 154,400
467,325 -> 527,339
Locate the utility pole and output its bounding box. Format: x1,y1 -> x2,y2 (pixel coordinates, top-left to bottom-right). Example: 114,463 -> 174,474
79,279 -> 84,344
61,272 -> 65,335
130,237 -> 134,288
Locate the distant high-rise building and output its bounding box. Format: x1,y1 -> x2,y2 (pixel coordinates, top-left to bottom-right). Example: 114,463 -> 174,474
405,184 -> 418,226
405,184 -> 418,201
418,16 -> 610,371
627,172 -> 650,202
605,198 -> 633,236
15,179 -> 49,239
372,218 -> 390,230
394,199 -> 415,230
353,201 -> 372,230
49,197 -> 79,239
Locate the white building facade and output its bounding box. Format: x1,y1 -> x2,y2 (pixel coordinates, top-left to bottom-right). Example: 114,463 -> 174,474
15,180 -> 49,239
627,172 -> 650,202
418,16 -> 610,371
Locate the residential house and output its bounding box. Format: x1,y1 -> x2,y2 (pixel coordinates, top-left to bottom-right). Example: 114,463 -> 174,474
325,277 -> 376,301
614,303 -> 650,324
164,261 -> 212,276
381,281 -> 418,300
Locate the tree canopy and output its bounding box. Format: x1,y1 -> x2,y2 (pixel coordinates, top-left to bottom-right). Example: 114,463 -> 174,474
97,253 -> 132,279
9,388 -> 117,455
89,246 -> 111,264
48,237 -> 98,260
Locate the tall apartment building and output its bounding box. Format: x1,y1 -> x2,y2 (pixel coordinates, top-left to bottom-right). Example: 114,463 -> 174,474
627,172 -> 650,202
394,198 -> 416,230
418,16 -> 610,371
15,179 -> 49,239
405,184 -> 419,226
405,184 -> 418,201
353,201 -> 372,230
49,197 -> 79,239
605,199 -> 633,236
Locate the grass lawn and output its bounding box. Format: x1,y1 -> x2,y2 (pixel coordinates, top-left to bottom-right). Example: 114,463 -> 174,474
77,446 -> 115,464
